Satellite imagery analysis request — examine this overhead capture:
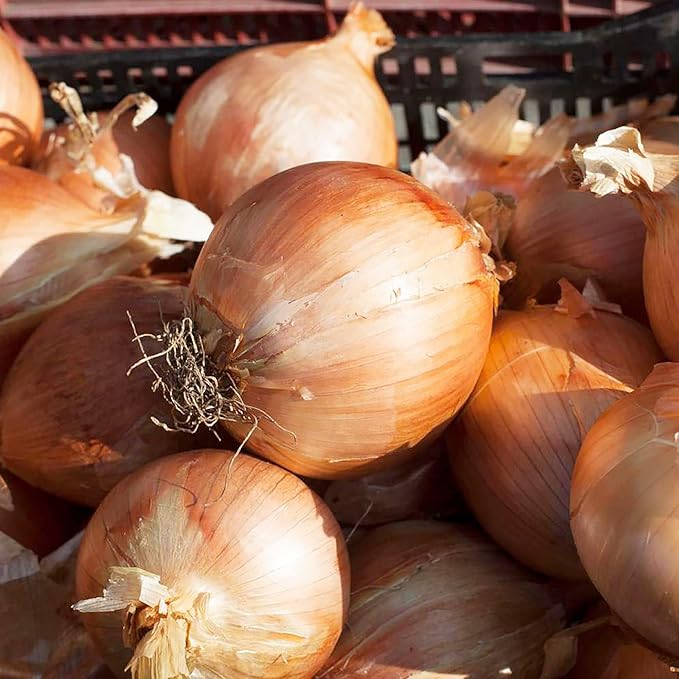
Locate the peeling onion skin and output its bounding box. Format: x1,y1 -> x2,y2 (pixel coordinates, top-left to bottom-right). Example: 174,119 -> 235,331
75,450 -> 350,679
319,520 -> 570,678
0,28 -> 43,166
449,306 -> 661,580
503,168 -> 646,319
0,277 -> 197,506
189,161 -> 497,479
171,4 -> 397,219
571,363 -> 679,662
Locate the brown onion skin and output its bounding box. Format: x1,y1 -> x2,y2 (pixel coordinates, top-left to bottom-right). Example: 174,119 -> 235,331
503,168 -> 646,319
319,520 -> 570,678
171,14 -> 397,219
76,449 -> 349,679
189,161 -> 497,479
0,277 -> 197,506
571,363 -> 679,661
448,306 -> 661,580
0,28 -> 43,166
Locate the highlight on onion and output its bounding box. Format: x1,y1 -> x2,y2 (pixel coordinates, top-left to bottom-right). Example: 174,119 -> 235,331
0,27 -> 43,166
562,126 -> 679,359
74,449 -> 349,679
319,520 -> 581,678
171,2 -> 397,218
0,277 -> 200,506
129,161 -> 500,480
448,280 -> 661,579
570,362 -> 679,662
502,167 -> 646,318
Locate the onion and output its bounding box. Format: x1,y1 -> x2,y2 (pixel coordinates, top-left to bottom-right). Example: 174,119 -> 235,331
319,520 -> 581,678
503,167 -> 646,318
323,438 -> 464,526
570,362 -> 679,661
131,161 -> 499,479
562,126 -> 679,359
0,159 -> 211,388
171,3 -> 397,218
0,468 -> 85,557
74,449 -> 349,678
0,277 -> 199,506
0,27 -> 43,166
641,116 -> 679,154
448,280 -> 661,579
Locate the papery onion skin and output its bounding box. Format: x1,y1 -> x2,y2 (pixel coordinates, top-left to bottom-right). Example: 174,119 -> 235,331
0,28 -> 43,166
171,3 -> 397,219
183,161 -> 497,479
319,520 -> 570,678
75,449 -> 349,679
503,168 -> 646,318
448,305 -> 661,579
0,277 -> 197,506
571,363 -> 679,661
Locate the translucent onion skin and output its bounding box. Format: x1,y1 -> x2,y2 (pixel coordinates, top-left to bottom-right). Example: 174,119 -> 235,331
0,277 -> 197,506
319,520 -> 572,678
171,4 -> 397,219
503,168 -> 646,318
571,363 -> 679,661
76,450 -> 349,679
186,161 -> 497,479
449,306 -> 661,580
0,28 -> 43,166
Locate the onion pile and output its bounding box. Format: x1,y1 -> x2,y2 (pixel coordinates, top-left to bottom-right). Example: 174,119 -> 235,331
171,2 -> 397,218
0,27 -> 43,166
571,362 -> 679,662
448,281 -> 661,579
132,161 -> 499,479
319,520 -> 582,678
0,277 -> 198,506
74,449 -> 349,678
562,126 -> 679,359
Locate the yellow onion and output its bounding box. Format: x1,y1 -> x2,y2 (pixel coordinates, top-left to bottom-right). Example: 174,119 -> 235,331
0,160 -> 211,388
171,2 -> 397,219
323,439 -> 464,526
0,27 -> 43,166
74,449 -> 349,679
0,277 -> 199,506
448,281 -> 661,579
45,624 -> 115,679
132,161 -> 499,479
570,362 -> 679,661
319,520 -> 582,678
0,468 -> 84,557
503,167 -> 646,318
562,126 -> 679,359
641,116 -> 679,154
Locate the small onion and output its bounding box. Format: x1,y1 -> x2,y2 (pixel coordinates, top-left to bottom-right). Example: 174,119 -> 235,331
571,362 -> 679,661
319,520 -> 578,678
74,449 -> 349,678
0,277 -> 198,506
134,161 -> 498,479
0,27 -> 43,166
503,167 -> 646,319
448,283 -> 661,579
171,3 -> 397,218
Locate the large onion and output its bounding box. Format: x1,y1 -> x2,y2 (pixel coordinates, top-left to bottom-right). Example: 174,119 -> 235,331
503,167 -> 646,318
640,116 -> 679,154
171,3 -> 397,218
320,520 -> 581,678
570,362 -> 679,661
0,277 -> 198,506
0,27 -> 43,165
562,126 -> 679,359
74,449 -> 349,678
132,161 -> 499,479
448,282 -> 661,579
